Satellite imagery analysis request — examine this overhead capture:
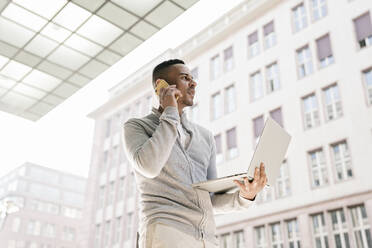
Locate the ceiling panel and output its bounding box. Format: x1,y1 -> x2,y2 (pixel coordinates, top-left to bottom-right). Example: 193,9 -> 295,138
28,101 -> 54,115
0,40 -> 18,57
68,73 -> 91,87
41,22 -> 72,43
110,33 -> 142,55
111,0 -> 162,17
52,2 -> 91,31
0,54 -> 9,68
145,1 -> 183,28
1,3 -> 48,31
0,16 -> 35,47
47,45 -> 91,70
23,69 -> 61,91
14,51 -> 43,67
0,0 -> 200,121
65,34 -> 103,57
76,15 -> 123,46
96,49 -> 122,66
24,35 -> 59,57
13,82 -> 47,99
43,94 -> 64,105
0,75 -> 16,89
13,0 -> 67,19
53,82 -> 79,98
172,0 -> 198,9
97,2 -> 139,30
1,60 -> 32,80
72,0 -> 105,12
79,59 -> 109,78
37,60 -> 73,80
130,21 -> 158,40
1,91 -> 38,110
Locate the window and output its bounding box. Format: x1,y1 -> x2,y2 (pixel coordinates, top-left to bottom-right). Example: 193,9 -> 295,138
296,46 -> 313,78
95,225 -> 101,248
253,115 -> 264,145
62,226 -> 75,241
97,186 -> 105,209
264,21 -> 276,49
127,173 -> 136,198
211,92 -> 222,120
11,217 -> 21,232
114,217 -> 121,244
62,206 -> 82,219
302,94 -> 320,129
191,67 -> 198,81
310,0 -> 327,21
331,141 -> 353,181
276,160 -> 290,198
270,108 -> 283,127
143,95 -> 152,115
126,213 -> 133,240
270,222 -> 283,248
316,34 -> 334,68
255,226 -> 267,248
286,219 -> 301,248
226,127 -> 238,159
225,84 -> 236,114
266,62 -> 280,93
248,31 -> 260,57
363,69 -> 372,105
223,46 -> 234,72
107,183 -> 114,205
353,12 -> 372,49
111,145 -> 119,167
117,177 -> 125,201
234,230 -> 245,248
258,186 -> 274,203
214,134 -> 223,164
132,101 -> 142,117
27,220 -> 35,235
250,71 -> 264,101
102,150 -> 108,171
323,84 -> 342,121
210,54 -> 221,80
42,223 -> 55,238
220,233 -> 232,248
292,3 -> 308,32
349,205 -> 372,248
105,119 -> 111,138
308,149 -> 329,187
329,209 -> 351,248
104,221 -> 111,247
311,213 -> 330,248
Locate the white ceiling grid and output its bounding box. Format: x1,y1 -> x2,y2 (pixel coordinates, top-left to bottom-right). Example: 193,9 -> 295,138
0,0 -> 198,121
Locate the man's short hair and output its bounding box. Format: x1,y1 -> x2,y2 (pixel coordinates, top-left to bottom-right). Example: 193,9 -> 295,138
152,59 -> 185,87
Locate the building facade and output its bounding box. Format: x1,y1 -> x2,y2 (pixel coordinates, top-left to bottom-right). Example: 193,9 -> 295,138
87,0 -> 372,248
0,162 -> 87,248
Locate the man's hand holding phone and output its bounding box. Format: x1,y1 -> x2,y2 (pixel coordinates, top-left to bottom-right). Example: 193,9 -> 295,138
155,79 -> 182,109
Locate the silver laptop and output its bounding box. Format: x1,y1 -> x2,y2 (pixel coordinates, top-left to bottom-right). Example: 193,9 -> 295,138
192,117 -> 291,193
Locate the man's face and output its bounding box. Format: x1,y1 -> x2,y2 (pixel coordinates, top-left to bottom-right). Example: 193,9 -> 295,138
166,64 -> 197,107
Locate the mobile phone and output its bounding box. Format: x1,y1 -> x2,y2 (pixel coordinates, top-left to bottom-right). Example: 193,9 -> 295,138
155,79 -> 179,100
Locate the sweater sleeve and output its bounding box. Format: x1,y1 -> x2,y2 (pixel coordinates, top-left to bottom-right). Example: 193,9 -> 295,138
207,131 -> 255,214
122,106 -> 180,178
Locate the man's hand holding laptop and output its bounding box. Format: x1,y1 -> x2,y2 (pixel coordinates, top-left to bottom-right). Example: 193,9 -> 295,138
233,162 -> 267,201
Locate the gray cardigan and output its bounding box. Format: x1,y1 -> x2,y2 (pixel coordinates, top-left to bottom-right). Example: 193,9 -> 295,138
122,106 -> 253,244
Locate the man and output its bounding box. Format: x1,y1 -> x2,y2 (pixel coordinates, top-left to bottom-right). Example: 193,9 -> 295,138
123,59 -> 267,248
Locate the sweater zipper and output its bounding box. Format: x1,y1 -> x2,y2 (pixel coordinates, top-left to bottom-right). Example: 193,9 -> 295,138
177,138 -> 207,240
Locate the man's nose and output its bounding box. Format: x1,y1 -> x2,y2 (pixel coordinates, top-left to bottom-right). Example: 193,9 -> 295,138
189,79 -> 197,88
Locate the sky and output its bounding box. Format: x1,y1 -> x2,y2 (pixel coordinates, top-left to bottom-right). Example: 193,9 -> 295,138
0,0 -> 245,179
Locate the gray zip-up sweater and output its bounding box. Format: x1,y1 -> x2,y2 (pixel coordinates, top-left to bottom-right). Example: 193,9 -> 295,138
122,106 -> 254,244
